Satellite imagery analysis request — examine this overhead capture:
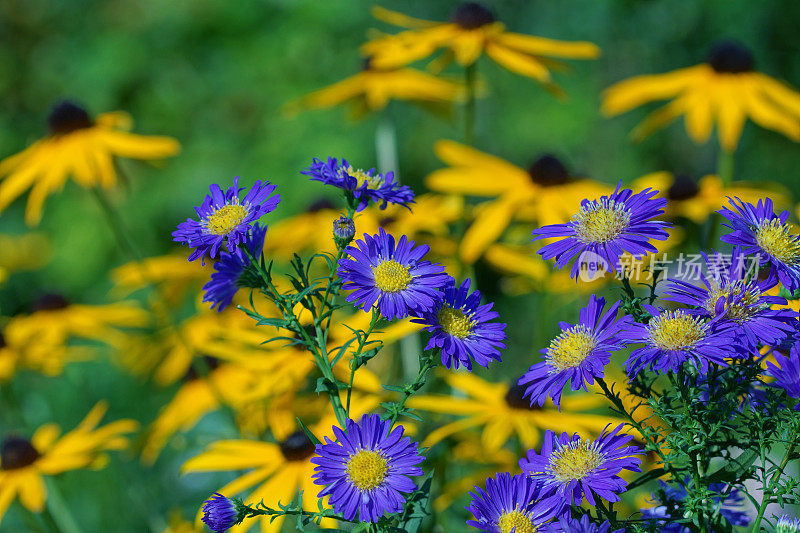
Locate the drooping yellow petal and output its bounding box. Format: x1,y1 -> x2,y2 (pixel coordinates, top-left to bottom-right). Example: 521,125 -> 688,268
601,65 -> 704,116
484,244 -> 549,280
460,195 -> 521,263
17,471 -> 46,512
683,84 -> 714,143
182,440 -> 281,472
742,75 -> 800,142
451,31 -> 485,66
755,72 -> 800,118
484,42 -> 550,82
421,415 -> 490,448
23,149 -> 69,226
480,416 -> 514,451
495,32 -> 600,58
0,151 -> 49,212
631,98 -> 686,142
286,73 -> 367,113
32,424 -> 62,452
0,474 -> 18,526
97,130 -> 181,160
443,372 -> 505,403
407,395 -> 484,415
371,6 -> 439,29
714,79 -> 746,152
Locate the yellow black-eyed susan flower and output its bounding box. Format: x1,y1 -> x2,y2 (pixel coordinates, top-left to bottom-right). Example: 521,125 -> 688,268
110,253 -> 211,305
0,402 -> 137,525
602,40 -> 800,152
634,171 -> 790,223
363,3 -> 599,88
287,58 -> 464,115
426,140 -> 612,263
0,233 -> 51,286
407,372 -> 620,452
0,323 -> 89,382
0,101 -> 180,225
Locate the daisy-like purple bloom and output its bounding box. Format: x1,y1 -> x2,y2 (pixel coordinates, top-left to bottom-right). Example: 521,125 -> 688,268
466,472 -> 563,533
665,246 -> 796,351
311,414 -> 424,523
518,295 -> 630,409
337,228 -> 449,320
173,177 -> 280,263
765,343 -> 800,409
641,480 -> 749,532
201,493 -> 241,532
532,184 -> 670,279
411,277 -> 506,371
302,157 -> 414,211
621,305 -> 740,377
557,515 -> 623,533
519,424 -> 643,508
719,197 -> 800,292
202,224 -> 267,312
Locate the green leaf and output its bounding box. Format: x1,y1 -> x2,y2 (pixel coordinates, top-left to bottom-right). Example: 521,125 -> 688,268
296,417 -> 321,446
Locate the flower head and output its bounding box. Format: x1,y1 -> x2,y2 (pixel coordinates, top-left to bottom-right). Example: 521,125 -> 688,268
621,306 -> 740,377
520,424 -> 643,508
302,157 -> 414,211
466,472 -> 563,532
777,516 -> 800,533
532,185 -> 670,279
518,295 -> 630,408
337,228 -> 449,320
311,414 -> 424,523
765,343 -> 800,409
173,178 -> 280,263
202,224 -> 267,312
641,480 -> 750,531
333,216 -> 356,248
412,277 -> 506,370
201,493 -> 242,532
718,197 -> 800,291
557,515 -> 624,533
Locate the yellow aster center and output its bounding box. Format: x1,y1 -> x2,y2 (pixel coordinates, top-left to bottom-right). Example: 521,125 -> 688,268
347,166 -> 384,189
648,312 -> 707,351
545,325 -> 596,372
204,204 -> 248,235
498,510 -> 537,533
704,281 -> 765,322
755,220 -> 800,265
373,259 -> 412,292
572,200 -> 631,244
437,304 -> 473,338
549,439 -> 605,483
346,449 -> 388,491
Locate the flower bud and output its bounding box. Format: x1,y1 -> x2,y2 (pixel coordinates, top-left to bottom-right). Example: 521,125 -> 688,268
201,493 -> 244,531
333,216 -> 356,248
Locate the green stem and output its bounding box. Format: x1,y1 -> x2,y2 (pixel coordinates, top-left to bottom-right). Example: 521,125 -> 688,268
463,63 -> 476,147
387,355 -> 437,427
595,500 -> 619,528
750,425 -> 799,532
346,308 -> 381,416
42,478 -> 82,533
717,149 -> 735,186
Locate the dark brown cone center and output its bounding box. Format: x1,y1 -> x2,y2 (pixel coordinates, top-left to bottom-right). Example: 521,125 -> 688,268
48,101 -> 93,135
31,293 -> 69,312
504,382 -> 540,410
280,430 -> 315,461
450,2 -> 495,29
707,41 -> 754,73
667,174 -> 700,201
1,436 -> 40,470
528,154 -> 571,186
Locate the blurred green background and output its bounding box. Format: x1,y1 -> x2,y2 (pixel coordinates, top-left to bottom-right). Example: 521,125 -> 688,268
2,0 -> 800,530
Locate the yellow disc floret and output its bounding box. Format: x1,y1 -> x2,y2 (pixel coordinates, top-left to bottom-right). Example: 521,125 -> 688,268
438,304 -> 474,338
545,325 -> 597,372
373,259 -> 413,292
648,311 -> 707,351
572,200 -> 631,244
204,203 -> 248,235
498,509 -> 537,533
346,166 -> 384,189
756,219 -> 800,265
346,449 -> 389,491
549,439 -> 605,483
704,281 -> 765,322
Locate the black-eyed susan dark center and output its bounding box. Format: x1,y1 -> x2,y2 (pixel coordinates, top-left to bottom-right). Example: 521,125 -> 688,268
0,331 -> 6,349
707,41 -> 755,74
667,174 -> 700,201
373,260 -> 412,292
1,436 -> 40,470
346,449 -> 388,490
48,101 -> 93,135
450,2 -> 495,29
549,439 -> 605,483
572,199 -> 632,244
437,304 -> 474,338
755,220 -> 800,266
647,312 -> 707,351
545,325 -> 596,372
528,154 -> 571,187
498,509 -> 537,533
182,355 -> 221,382
279,430 -> 316,462
504,382 -> 540,410
32,293 -> 69,312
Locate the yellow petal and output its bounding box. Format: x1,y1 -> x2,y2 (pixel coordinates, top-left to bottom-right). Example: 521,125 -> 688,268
742,75 -> 800,142
371,6 -> 438,28
0,150 -> 48,212
97,130 -> 181,160
484,42 -> 550,82
755,72 -> 800,118
631,98 -> 686,142
484,244 -> 548,280
714,79 -> 746,152
433,139 -> 528,177
0,474 -> 18,526
421,415 -> 489,448
460,196 -> 520,263
601,65 -> 704,116
495,32 -> 600,58
480,416 -> 513,451
683,85 -> 714,143
451,31 -> 484,66
32,424 -> 62,452
286,73 -> 367,113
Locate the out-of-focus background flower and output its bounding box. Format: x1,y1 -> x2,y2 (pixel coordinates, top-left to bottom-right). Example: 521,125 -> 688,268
2,0 -> 800,531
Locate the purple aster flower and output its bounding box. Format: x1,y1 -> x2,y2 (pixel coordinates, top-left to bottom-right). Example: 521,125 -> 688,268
557,515 -> 624,533
532,184 -> 670,279
337,228 -> 449,320
302,157 -> 414,211
201,493 -> 242,532
311,414 -> 424,523
519,424 -> 643,508
641,480 -> 749,531
621,306 -> 741,377
173,177 -> 280,263
518,295 -> 631,409
719,197 -> 800,291
766,343 -> 800,409
466,472 -> 564,533
202,224 -> 267,312
664,246 -> 796,351
411,276 -> 506,371
777,516 -> 800,533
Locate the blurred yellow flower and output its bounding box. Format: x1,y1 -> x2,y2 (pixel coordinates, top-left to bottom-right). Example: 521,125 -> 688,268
363,4 -> 599,87
407,372 -> 619,452
0,101 -> 180,225
602,41 -> 800,152
288,60 -> 464,115
0,233 -> 51,287
0,402 -> 138,525
633,172 -> 790,224
426,140 -> 612,263
111,253 -> 211,305
0,323 -> 90,382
